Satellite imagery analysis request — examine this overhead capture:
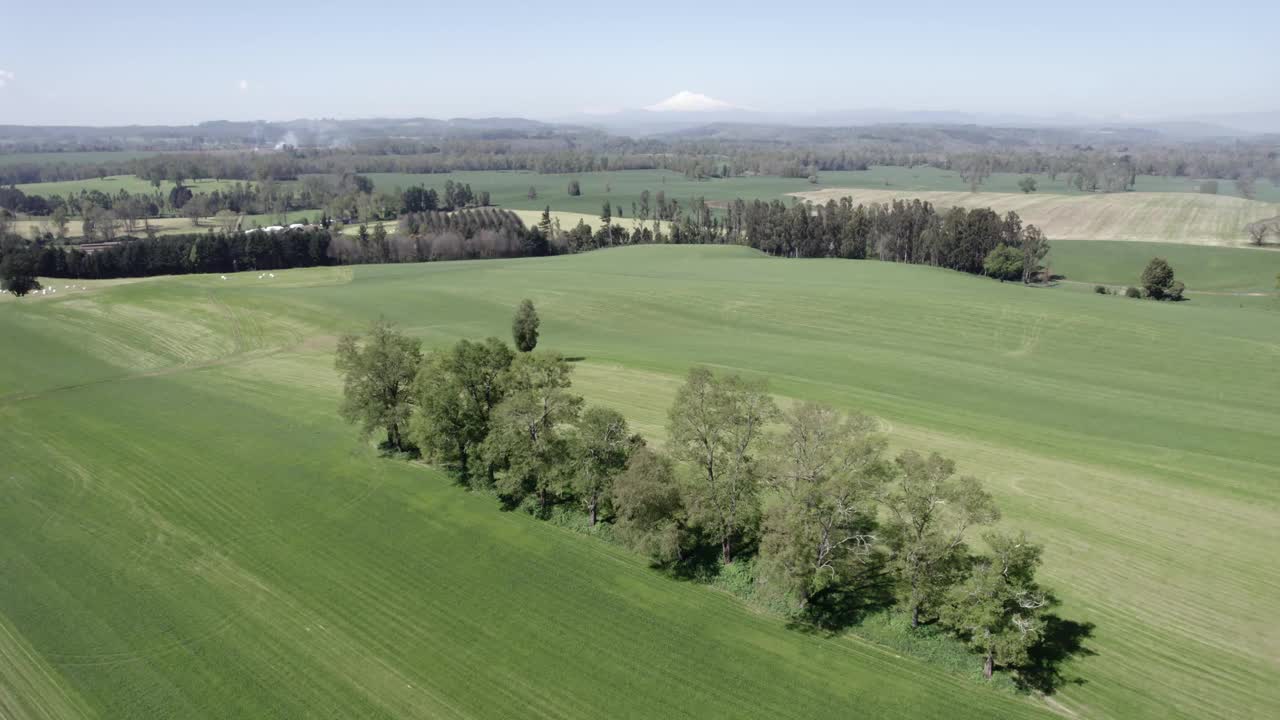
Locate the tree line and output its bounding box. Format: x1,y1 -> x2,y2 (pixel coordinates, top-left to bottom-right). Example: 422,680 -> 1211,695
561,196 -> 1051,283
0,207 -> 549,285
6,192 -> 1055,288
335,313 -> 1070,682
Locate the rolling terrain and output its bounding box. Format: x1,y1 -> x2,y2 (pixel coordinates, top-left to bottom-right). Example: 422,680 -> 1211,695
791,188 -> 1280,246
12,167 -> 1280,247
2,246 -> 1278,719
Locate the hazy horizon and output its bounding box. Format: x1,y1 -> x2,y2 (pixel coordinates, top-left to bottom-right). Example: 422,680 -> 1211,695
2,0 -> 1277,126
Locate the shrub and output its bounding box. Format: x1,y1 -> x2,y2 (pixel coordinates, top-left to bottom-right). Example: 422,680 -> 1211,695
1094,285 -> 1109,295
982,244 -> 1024,282
1124,286 -> 1142,299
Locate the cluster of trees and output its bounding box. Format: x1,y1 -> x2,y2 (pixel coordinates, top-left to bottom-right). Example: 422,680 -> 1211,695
1138,258 -> 1184,300
398,180 -> 489,214
1,235 -> 41,296
337,209 -> 549,264
3,206 -> 552,281
0,187 -> 56,215
28,227 -> 333,279
8,174 -> 500,246
1092,257 -> 1187,300
336,315 -> 1063,681
618,197 -> 1051,281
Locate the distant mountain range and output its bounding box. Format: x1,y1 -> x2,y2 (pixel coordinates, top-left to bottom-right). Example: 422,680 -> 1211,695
563,91 -> 1280,139
2,98 -> 1276,153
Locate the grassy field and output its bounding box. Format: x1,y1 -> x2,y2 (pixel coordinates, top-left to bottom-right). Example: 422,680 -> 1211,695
13,167 -> 1279,248
3,247 -> 1278,720
13,175 -> 240,198
1050,240 -> 1280,292
9,210 -> 326,241
793,188 -> 1280,246
360,168 -> 1280,215
13,164 -> 1277,202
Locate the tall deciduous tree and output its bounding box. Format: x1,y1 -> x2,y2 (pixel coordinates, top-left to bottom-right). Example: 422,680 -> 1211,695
959,154 -> 992,192
879,450 -> 999,627
512,299 -> 540,352
613,447 -> 688,564
941,531 -> 1051,679
481,352 -> 582,510
409,337 -> 514,483
759,403 -> 891,608
1020,225 -> 1050,284
569,406 -> 634,525
668,367 -> 777,564
334,320 -> 423,452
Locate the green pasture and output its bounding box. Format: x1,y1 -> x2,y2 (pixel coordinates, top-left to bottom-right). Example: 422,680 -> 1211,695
1050,240 -> 1280,292
13,175 -> 241,198
1,246 -> 1278,720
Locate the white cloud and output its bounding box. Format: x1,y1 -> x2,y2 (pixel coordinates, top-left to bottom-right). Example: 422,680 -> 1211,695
238,79 -> 249,91
644,91 -> 735,113
0,70 -> 15,88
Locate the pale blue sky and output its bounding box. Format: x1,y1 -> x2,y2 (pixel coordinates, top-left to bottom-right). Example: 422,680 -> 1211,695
0,0 -> 1275,125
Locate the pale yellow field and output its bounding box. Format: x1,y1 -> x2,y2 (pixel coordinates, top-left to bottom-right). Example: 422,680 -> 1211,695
790,189 -> 1280,246
506,208 -> 666,235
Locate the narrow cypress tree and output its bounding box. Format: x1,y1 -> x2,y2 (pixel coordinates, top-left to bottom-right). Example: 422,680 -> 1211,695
512,299 -> 540,352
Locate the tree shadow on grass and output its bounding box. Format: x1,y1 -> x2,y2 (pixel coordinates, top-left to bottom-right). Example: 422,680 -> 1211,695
786,562 -> 896,635
1015,615 -> 1097,695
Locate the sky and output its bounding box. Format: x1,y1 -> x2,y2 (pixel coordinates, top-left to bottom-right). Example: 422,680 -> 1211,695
0,0 -> 1277,126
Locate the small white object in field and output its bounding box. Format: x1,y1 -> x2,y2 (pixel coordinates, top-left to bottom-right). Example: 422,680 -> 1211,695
269,273 -> 275,278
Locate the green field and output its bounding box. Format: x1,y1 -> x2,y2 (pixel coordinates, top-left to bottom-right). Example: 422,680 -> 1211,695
1050,240 -> 1280,292
13,175 -> 239,198
794,187 -> 1280,246
13,167 -> 1279,249
13,164 -> 1278,203
361,167 -> 1280,213
2,246 -> 1278,720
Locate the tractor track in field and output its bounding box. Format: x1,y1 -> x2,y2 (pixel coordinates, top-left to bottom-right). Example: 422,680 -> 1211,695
1,285 -> 325,408
0,337 -> 319,409
0,352 -> 267,407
